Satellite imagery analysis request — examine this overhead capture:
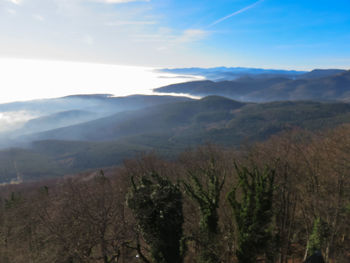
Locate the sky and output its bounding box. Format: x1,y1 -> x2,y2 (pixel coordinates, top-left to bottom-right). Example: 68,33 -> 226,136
1,0 -> 350,69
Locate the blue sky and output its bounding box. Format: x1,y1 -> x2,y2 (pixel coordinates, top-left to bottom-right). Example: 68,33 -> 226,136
1,0 -> 350,69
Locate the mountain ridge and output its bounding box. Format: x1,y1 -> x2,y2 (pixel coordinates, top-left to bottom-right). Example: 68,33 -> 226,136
2,97 -> 350,183
155,70 -> 350,102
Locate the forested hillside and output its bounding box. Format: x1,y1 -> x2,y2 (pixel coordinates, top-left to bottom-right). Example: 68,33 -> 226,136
155,70 -> 350,102
2,97 -> 350,183
1,126 -> 349,262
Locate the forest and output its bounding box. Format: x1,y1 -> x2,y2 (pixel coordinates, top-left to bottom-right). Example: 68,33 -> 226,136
0,124 -> 349,263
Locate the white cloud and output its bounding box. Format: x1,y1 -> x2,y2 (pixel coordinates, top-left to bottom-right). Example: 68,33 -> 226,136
0,58 -> 201,104
0,111 -> 37,132
6,0 -> 21,5
105,20 -> 156,26
176,29 -> 208,43
131,28 -> 208,44
91,0 -> 150,4
0,0 -> 210,67
83,35 -> 94,45
33,14 -> 45,21
6,8 -> 17,15
210,0 -> 264,26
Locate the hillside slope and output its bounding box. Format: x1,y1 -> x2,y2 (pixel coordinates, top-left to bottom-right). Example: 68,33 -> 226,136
2,97 -> 350,183
155,70 -> 350,102
24,96 -> 245,142
0,94 -> 192,147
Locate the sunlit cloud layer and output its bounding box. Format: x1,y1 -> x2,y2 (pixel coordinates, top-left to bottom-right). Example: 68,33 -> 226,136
0,58 -> 203,104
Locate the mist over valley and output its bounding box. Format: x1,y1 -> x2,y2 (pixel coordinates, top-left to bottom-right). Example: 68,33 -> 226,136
1,66 -> 350,184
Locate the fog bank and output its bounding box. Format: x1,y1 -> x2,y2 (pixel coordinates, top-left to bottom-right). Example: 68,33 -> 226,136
0,58 -> 203,104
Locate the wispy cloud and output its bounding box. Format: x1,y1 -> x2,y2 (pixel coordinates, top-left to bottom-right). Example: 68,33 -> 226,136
92,0 -> 150,4
6,0 -> 21,5
131,28 -> 209,44
33,14 -> 45,22
83,35 -> 94,46
275,43 -> 328,50
177,29 -> 208,43
0,111 -> 38,132
6,8 -> 17,15
210,0 -> 264,27
105,20 -> 156,26
1,0 -> 210,66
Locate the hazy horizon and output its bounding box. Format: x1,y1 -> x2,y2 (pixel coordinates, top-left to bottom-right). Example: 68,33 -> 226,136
0,58 -> 205,104
1,1 -> 350,104
0,57 -> 349,105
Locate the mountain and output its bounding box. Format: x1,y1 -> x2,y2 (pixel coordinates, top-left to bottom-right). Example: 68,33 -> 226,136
27,96 -> 350,149
154,78 -> 290,102
297,69 -> 347,79
154,70 -> 350,102
0,94 -> 192,116
23,96 -> 244,142
0,94 -> 192,147
159,67 -> 306,81
19,110 -> 99,135
2,96 -> 350,183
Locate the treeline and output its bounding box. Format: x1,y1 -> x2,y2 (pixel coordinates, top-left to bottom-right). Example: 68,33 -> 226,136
1,125 -> 350,263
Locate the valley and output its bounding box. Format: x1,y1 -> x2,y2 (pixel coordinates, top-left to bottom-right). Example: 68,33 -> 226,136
1,67 -> 350,184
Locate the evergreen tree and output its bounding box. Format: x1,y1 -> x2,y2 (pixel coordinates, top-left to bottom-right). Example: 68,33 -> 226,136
228,164 -> 275,263
127,173 -> 184,263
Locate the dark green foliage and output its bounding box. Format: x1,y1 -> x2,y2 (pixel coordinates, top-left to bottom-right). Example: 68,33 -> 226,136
127,173 -> 184,263
182,158 -> 225,263
308,218 -> 323,255
307,217 -> 329,256
228,164 -> 275,263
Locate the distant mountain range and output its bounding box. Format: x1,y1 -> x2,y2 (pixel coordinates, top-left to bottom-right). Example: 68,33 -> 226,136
1,66 -> 350,184
0,94 -> 191,147
159,67 -> 347,81
2,96 -> 350,183
155,69 -> 350,102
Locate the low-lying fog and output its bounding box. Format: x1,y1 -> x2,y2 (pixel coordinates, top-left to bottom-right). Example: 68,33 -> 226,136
0,58 -> 203,104
0,58 -> 203,146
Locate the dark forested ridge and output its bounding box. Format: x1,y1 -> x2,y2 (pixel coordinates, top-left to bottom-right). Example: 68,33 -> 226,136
158,66 -> 307,80
159,67 -> 346,81
155,70 -> 350,102
2,97 -> 350,183
0,94 -> 193,147
1,126 -> 350,262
